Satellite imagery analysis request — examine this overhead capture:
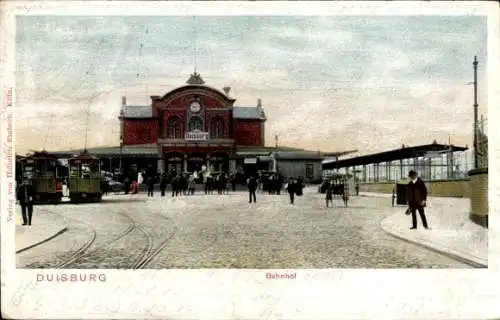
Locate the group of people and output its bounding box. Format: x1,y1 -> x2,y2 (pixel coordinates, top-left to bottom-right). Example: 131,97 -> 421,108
121,169 -> 240,198
246,175 -> 305,204
15,168 -> 429,231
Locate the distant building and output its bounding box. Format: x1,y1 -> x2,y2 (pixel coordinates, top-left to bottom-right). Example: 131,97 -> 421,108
41,73 -> 355,180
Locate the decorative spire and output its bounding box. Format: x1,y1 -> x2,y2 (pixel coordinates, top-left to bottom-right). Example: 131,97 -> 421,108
186,72 -> 205,85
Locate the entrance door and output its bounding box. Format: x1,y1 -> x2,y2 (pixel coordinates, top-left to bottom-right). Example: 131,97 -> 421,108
165,154 -> 183,176
186,155 -> 205,173
211,152 -> 229,172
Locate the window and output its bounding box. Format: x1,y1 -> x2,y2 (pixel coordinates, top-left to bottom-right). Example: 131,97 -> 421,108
305,164 -> 314,179
210,116 -> 225,138
188,116 -> 203,132
166,116 -> 182,139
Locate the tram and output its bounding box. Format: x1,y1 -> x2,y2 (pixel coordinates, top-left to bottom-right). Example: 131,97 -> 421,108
20,151 -> 64,204
68,152 -> 102,203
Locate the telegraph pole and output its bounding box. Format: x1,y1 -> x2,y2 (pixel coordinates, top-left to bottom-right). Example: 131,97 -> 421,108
473,56 -> 479,169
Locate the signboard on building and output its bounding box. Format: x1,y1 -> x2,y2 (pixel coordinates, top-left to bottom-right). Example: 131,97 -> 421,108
244,158 -> 257,164
185,130 -> 209,141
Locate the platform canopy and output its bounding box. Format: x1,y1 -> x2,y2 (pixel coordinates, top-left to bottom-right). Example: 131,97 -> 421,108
39,144 -> 159,159
322,142 -> 468,170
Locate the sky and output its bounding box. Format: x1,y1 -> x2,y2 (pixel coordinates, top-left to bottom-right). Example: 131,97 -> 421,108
15,15 -> 487,156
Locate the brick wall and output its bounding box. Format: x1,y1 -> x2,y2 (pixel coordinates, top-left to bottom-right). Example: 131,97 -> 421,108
233,119 -> 262,146
468,169 -> 488,227
123,119 -> 158,145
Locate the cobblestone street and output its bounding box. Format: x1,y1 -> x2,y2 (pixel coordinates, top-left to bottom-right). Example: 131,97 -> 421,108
16,188 -> 471,269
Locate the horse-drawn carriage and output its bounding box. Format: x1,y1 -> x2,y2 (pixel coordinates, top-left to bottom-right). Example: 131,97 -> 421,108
259,171 -> 283,194
319,174 -> 350,207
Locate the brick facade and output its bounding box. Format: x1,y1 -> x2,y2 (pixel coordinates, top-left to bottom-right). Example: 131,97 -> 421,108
232,119 -> 262,146
123,119 -> 158,145
122,78 -> 265,149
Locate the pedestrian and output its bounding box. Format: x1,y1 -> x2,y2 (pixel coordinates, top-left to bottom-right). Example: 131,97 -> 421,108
325,179 -> 333,208
247,175 -> 258,203
355,183 -> 359,196
231,173 -> 236,192
296,177 -> 304,196
172,175 -> 180,197
124,177 -> 130,194
188,175 -> 196,195
407,170 -> 430,230
16,179 -> 36,226
131,180 -> 138,194
286,178 -> 296,204
160,173 -> 168,197
147,176 -> 154,197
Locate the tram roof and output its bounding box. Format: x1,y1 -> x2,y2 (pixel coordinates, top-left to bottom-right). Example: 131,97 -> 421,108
322,142 -> 468,169
24,150 -> 59,159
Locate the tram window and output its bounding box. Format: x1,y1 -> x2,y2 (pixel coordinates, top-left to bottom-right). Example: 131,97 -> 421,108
23,166 -> 34,179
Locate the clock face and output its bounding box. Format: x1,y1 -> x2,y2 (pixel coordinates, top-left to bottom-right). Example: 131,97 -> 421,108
190,102 -> 201,113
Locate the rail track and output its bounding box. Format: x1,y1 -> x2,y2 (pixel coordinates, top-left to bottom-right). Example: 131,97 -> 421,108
51,207 -> 177,269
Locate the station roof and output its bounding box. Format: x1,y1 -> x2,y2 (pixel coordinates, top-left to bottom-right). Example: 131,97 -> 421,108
122,105 -> 152,118
121,105 -> 265,120
322,142 -> 468,169
43,144 -> 159,158
235,146 -> 357,160
31,144 -> 356,161
233,107 -> 266,120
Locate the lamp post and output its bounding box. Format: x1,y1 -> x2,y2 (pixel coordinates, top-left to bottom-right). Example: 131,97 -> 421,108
473,56 -> 479,169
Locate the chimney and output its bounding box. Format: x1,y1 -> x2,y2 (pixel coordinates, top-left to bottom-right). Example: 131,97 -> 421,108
122,96 -> 127,107
223,86 -> 231,96
257,98 -> 262,108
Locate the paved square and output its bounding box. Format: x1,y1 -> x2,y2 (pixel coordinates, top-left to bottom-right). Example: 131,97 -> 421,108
17,188 -> 471,269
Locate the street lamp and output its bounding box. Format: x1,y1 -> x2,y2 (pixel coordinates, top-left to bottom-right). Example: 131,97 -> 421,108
472,56 -> 479,169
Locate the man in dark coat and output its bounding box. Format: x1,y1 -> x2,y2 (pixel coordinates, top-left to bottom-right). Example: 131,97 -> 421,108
247,176 -> 258,203
407,170 -> 429,230
287,178 -> 296,204
146,176 -> 155,197
17,180 -> 36,226
230,173 -> 236,192
160,173 -> 168,197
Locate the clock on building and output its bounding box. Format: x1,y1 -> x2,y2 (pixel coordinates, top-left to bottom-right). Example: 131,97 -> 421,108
190,101 -> 201,113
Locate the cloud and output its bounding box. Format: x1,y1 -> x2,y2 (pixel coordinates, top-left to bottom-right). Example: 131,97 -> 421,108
14,15 -> 487,155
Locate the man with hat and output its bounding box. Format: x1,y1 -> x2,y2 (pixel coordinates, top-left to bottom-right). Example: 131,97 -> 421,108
407,170 -> 429,230
16,179 -> 36,226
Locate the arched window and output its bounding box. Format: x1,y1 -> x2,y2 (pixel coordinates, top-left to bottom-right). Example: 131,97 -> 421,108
210,116 -> 225,138
166,116 -> 182,139
188,116 -> 203,132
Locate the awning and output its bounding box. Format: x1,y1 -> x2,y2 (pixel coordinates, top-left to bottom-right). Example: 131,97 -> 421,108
236,151 -> 271,156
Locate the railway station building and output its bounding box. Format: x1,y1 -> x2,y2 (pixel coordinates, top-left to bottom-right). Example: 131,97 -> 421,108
45,73 -> 353,181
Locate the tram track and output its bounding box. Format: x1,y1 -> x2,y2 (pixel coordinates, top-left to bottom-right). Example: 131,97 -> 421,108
55,213 -> 137,268
50,206 -> 178,269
